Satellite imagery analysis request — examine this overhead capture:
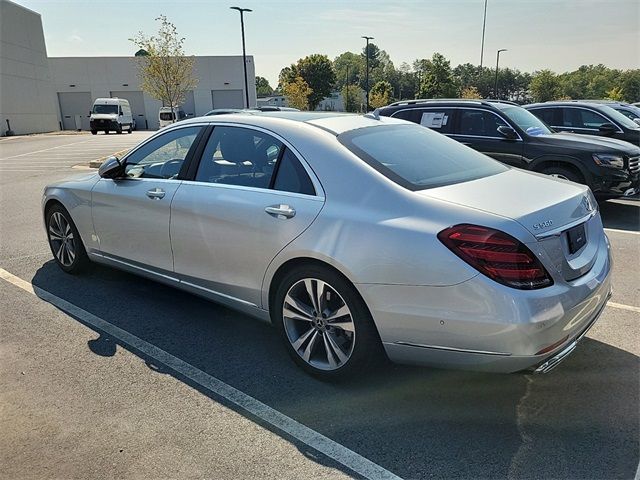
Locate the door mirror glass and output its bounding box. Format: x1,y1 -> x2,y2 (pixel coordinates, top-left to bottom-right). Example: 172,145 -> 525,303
98,156 -> 123,178
497,125 -> 518,139
598,122 -> 617,133
633,118 -> 640,126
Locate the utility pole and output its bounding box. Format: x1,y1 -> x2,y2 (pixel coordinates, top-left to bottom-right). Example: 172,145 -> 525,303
480,0 -> 488,69
230,6 -> 252,108
362,36 -> 374,111
345,64 -> 349,112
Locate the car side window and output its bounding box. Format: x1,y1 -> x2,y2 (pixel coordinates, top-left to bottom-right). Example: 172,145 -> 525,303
530,108 -> 556,126
273,148 -> 315,195
124,126 -> 201,179
562,108 -> 609,129
458,110 -> 507,137
392,109 -> 453,134
195,126 -> 283,189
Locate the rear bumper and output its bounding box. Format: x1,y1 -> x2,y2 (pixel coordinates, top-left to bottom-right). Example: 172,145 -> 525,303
358,231 -> 612,373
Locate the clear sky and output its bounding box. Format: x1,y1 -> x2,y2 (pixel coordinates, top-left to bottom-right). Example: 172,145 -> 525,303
15,0 -> 640,87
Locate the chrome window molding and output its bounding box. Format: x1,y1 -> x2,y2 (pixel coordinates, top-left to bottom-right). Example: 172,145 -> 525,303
394,341 -> 512,356
179,179 -> 325,202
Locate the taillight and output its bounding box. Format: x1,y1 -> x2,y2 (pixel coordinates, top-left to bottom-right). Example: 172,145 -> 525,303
438,224 -> 553,290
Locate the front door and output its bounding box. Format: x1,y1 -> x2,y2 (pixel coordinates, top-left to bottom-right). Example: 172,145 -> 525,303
91,125 -> 203,271
171,125 -> 324,307
452,108 -> 525,167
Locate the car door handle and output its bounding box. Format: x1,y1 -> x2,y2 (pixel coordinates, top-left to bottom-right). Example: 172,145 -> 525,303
146,188 -> 165,199
265,204 -> 296,219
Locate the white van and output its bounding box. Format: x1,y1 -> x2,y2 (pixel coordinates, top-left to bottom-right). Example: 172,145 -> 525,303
90,98 -> 133,135
159,106 -> 187,128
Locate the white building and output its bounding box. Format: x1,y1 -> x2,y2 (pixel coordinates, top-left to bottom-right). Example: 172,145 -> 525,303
50,56 -> 256,131
1,0 -> 256,135
0,0 -> 59,135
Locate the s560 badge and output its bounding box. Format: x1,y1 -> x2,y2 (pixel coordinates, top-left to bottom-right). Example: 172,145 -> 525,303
533,220 -> 553,230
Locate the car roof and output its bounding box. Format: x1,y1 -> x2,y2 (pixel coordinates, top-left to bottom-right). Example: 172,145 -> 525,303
174,111 -> 407,135
525,101 -> 610,109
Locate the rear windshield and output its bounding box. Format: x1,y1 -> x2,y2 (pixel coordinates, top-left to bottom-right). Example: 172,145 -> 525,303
160,112 -> 174,121
338,124 -> 507,190
92,104 -> 118,114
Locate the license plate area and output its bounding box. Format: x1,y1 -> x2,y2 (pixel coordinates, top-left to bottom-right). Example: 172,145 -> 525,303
567,223 -> 587,254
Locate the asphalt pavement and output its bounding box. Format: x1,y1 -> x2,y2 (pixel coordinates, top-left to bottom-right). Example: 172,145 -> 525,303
1,133 -> 638,479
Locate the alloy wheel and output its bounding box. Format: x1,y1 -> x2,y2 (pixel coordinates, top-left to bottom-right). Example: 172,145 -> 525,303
48,211 -> 76,267
282,278 -> 356,371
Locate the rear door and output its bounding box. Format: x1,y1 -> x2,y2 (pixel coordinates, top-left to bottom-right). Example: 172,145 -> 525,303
553,106 -> 620,137
170,125 -> 324,307
451,108 -> 526,167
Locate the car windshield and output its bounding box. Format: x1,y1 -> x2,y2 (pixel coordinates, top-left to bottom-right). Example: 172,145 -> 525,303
92,104 -> 118,114
495,105 -> 552,136
338,124 -> 508,191
614,106 -> 640,121
599,105 -> 640,129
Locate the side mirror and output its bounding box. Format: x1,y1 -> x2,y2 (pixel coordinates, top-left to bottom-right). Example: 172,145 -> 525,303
98,156 -> 124,178
598,123 -> 617,134
497,125 -> 518,139
633,118 -> 640,126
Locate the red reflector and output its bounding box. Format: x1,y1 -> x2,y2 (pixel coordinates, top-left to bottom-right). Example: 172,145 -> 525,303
438,224 -> 553,290
536,335 -> 569,355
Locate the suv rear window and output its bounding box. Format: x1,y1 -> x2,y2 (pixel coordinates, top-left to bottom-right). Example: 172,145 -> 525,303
338,124 -> 507,191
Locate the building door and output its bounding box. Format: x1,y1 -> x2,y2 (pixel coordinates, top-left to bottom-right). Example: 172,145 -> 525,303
58,92 -> 92,130
182,91 -> 196,118
211,89 -> 244,109
110,90 -> 146,130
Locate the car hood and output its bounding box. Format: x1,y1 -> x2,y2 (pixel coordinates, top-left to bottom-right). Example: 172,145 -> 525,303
532,133 -> 640,154
417,168 -> 593,237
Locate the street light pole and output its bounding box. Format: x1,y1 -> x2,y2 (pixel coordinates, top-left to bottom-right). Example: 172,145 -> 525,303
362,35 -> 374,111
345,64 -> 349,112
494,48 -> 507,99
480,0 -> 488,69
230,6 -> 252,109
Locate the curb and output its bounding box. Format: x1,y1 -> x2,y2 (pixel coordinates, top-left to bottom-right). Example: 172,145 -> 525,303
88,148 -> 130,168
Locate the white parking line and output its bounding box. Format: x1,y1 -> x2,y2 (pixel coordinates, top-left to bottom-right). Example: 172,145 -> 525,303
608,302 -> 640,313
0,139 -> 93,160
604,228 -> 640,236
0,267 -> 402,480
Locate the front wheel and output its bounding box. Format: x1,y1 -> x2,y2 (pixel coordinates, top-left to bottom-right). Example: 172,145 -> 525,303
91,130 -> 97,135
46,204 -> 90,274
542,166 -> 584,184
273,265 -> 383,379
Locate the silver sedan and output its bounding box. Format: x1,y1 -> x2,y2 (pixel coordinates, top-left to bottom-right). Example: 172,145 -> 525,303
42,112 -> 612,379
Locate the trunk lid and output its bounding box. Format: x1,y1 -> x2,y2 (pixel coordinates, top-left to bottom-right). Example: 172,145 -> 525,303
420,168 -> 602,281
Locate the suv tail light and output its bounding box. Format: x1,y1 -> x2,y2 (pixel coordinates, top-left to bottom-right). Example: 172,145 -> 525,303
438,224 -> 553,290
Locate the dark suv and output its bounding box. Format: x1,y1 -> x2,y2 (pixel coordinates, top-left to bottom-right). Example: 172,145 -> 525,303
377,99 -> 639,198
524,101 -> 640,147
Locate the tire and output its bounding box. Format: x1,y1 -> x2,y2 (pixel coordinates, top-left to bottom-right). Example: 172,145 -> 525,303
104,130 -> 109,135
273,265 -> 384,379
116,126 -> 123,134
542,166 -> 584,184
91,130 -> 97,135
45,204 -> 90,274
127,125 -> 132,134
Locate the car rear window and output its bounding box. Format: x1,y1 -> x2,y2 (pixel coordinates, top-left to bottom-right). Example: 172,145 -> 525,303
338,124 -> 507,191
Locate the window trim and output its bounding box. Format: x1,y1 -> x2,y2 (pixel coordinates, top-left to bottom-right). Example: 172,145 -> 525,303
528,106 -> 624,134
118,124 -> 207,182
188,122 -> 324,199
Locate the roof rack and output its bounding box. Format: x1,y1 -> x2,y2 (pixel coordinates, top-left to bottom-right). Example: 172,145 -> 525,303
387,98 -> 519,108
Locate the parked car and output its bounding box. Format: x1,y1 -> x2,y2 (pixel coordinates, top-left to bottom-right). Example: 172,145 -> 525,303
557,100 -> 640,124
377,99 -> 639,198
255,106 -> 301,112
43,112 -> 611,379
90,98 -> 133,135
205,108 -> 259,116
524,101 -> 640,146
159,106 -> 187,128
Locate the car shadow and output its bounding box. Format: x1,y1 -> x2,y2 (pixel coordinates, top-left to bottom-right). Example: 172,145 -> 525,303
599,198 -> 639,231
32,261 -> 639,479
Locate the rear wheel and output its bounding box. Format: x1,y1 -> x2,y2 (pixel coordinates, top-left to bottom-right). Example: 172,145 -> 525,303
542,166 -> 584,184
104,130 -> 109,135
91,130 -> 97,135
273,265 -> 383,379
46,204 -> 90,274
116,125 -> 123,134
127,124 -> 132,134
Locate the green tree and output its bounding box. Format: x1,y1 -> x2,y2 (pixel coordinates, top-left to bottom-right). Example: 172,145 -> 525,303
369,80 -> 393,108
333,52 -> 363,91
620,70 -> 640,102
278,54 -> 336,110
461,86 -> 482,99
530,69 -> 562,102
342,84 -> 364,112
130,15 -> 197,120
419,53 -> 459,98
605,86 -> 624,101
283,76 -> 312,110
255,76 -> 273,97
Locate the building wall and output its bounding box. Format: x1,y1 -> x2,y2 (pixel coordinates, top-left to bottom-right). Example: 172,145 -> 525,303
49,56 -> 257,130
0,0 -> 59,135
